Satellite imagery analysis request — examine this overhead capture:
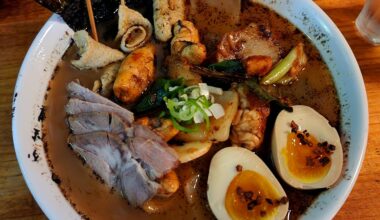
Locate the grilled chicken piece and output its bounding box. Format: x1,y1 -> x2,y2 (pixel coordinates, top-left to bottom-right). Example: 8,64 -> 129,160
170,21 -> 207,65
230,85 -> 270,150
153,0 -> 185,42
71,30 -> 125,70
68,132 -> 124,186
67,112 -> 129,140
116,4 -> 152,52
243,55 -> 273,77
113,44 -> 155,104
216,23 -> 281,64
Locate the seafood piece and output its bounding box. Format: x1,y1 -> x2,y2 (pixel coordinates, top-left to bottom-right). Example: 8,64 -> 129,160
243,55 -> 273,76
113,44 -> 155,104
116,4 -> 152,52
71,30 -> 125,70
153,0 -> 185,42
136,117 -> 179,142
157,171 -> 180,197
171,21 -> 207,65
216,23 -> 281,63
230,85 -> 270,150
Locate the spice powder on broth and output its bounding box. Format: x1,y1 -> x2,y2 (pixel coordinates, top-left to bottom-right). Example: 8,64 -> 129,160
42,2 -> 340,220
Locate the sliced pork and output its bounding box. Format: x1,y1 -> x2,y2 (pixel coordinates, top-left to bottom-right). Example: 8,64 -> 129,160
68,132 -> 123,186
67,81 -> 134,123
66,99 -> 133,125
119,157 -> 160,207
67,112 -> 128,140
129,125 -> 179,179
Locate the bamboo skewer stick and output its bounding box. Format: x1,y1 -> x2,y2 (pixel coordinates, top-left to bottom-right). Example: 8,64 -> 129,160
85,0 -> 99,41
121,0 -> 125,6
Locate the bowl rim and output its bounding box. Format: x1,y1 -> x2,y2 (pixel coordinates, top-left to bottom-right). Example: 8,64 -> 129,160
12,0 -> 369,219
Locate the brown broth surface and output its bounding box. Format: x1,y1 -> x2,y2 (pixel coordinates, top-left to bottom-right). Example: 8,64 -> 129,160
43,2 -> 340,220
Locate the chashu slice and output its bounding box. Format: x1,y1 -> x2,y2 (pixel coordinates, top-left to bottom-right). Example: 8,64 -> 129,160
65,98 -> 133,125
119,155 -> 160,207
128,125 -> 179,179
68,132 -> 123,187
67,112 -> 128,140
71,30 -> 125,70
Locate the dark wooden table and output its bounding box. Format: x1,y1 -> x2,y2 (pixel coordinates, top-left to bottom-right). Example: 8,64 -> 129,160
1,0 -> 379,219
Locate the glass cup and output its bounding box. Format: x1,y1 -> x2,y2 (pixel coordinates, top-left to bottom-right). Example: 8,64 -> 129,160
355,0 -> 380,45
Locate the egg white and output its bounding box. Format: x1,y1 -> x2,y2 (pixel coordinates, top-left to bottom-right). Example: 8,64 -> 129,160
272,105 -> 343,189
207,146 -> 288,220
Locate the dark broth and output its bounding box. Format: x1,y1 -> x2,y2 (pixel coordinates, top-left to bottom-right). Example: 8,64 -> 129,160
43,2 -> 340,220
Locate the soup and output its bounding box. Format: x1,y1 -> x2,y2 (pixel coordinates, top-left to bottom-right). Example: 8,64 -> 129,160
42,1 -> 341,219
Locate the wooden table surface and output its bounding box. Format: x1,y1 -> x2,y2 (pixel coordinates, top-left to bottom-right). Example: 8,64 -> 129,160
0,0 -> 379,219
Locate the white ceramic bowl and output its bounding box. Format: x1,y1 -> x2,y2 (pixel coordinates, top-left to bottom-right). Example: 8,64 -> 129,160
12,0 -> 368,219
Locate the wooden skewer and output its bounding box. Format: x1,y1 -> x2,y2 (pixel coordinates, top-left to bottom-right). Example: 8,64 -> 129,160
121,0 -> 125,5
85,0 -> 99,41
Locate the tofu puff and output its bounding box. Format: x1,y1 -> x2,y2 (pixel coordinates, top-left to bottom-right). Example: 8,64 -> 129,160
116,4 -> 153,53
113,44 -> 155,104
71,30 -> 125,70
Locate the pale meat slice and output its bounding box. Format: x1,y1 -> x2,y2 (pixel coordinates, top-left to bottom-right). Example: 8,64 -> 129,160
71,30 -> 125,70
216,23 -> 281,63
68,132 -> 123,187
67,81 -> 134,124
67,112 -> 128,140
128,125 -> 179,179
118,157 -> 160,207
65,98 -> 134,126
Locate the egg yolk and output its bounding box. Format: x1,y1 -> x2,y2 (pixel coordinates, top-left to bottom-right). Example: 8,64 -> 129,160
282,131 -> 333,183
225,170 -> 285,220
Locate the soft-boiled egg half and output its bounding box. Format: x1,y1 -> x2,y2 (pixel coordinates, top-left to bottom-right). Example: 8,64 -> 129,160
207,147 -> 288,220
272,105 -> 343,189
